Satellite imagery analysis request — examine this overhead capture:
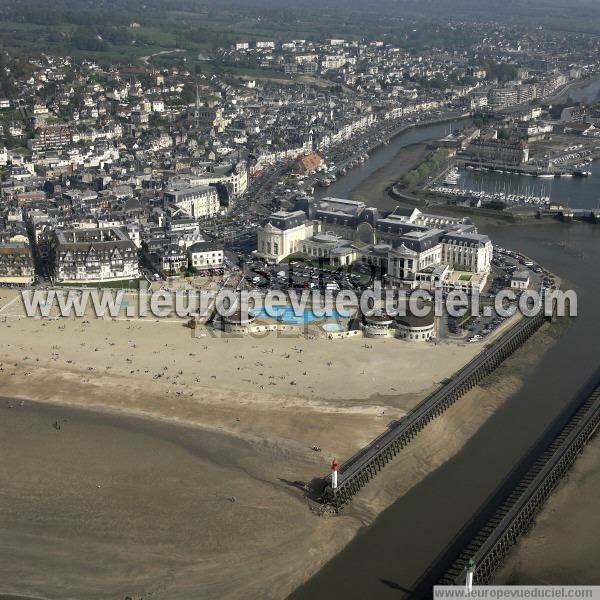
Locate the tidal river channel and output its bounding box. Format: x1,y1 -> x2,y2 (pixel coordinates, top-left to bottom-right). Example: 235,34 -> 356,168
291,119 -> 600,599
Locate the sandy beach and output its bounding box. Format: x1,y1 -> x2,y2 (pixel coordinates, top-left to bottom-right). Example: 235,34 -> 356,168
0,280 -> 561,599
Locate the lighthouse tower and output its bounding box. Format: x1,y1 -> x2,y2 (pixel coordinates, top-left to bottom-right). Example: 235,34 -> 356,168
331,458 -> 339,490
465,558 -> 475,593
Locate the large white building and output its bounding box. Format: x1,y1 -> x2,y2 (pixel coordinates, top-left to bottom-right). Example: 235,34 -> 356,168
188,241 -> 224,271
488,87 -> 519,110
255,210 -> 316,263
163,185 -> 220,219
441,232 -> 493,275
385,230 -> 492,288
300,232 -> 357,266
255,202 -> 492,285
183,161 -> 249,198
386,229 -> 445,283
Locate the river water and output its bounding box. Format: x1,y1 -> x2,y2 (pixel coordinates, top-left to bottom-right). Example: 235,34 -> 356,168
314,118 -> 473,200
291,121 -> 600,598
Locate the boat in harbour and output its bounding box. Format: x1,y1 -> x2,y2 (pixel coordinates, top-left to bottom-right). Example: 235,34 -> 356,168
442,167 -> 460,185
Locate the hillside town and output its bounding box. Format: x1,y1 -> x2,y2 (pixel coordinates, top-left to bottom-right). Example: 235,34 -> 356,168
1,29 -> 599,288
3,1 -> 600,599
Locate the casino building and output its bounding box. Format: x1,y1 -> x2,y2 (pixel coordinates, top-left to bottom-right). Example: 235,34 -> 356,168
255,198 -> 493,288
396,311 -> 436,342
255,210 -> 317,263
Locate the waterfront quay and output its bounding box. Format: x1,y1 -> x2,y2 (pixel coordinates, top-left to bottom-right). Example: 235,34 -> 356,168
293,110 -> 471,198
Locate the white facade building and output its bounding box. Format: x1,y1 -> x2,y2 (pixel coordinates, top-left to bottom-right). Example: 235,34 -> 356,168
188,242 -> 224,271
186,162 -> 248,198
441,232 -> 493,274
164,185 -> 220,219
386,230 -> 492,287
255,210 -> 316,263
50,228 -> 139,283
396,312 -> 436,342
511,270 -> 530,289
300,232 -> 357,266
386,229 -> 445,284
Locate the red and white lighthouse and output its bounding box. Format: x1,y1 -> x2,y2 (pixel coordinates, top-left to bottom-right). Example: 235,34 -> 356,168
331,458 -> 339,490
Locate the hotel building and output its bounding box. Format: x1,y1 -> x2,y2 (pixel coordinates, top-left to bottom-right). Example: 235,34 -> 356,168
163,185 -> 220,219
50,227 -> 139,283
188,241 -> 224,271
256,200 -> 492,288
0,242 -> 35,285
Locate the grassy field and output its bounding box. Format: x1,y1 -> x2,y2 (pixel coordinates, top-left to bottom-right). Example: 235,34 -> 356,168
0,20 -> 172,64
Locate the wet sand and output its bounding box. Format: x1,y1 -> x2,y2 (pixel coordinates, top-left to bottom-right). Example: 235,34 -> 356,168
496,433 -> 600,585
0,307 -> 560,599
0,284 -> 485,599
0,399 -> 348,600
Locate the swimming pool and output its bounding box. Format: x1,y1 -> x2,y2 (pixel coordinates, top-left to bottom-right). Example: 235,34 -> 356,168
252,304 -> 351,325
321,323 -> 346,333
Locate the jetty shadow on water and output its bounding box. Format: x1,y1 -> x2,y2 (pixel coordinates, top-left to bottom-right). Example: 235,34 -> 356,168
410,368 -> 600,597
291,223 -> 600,599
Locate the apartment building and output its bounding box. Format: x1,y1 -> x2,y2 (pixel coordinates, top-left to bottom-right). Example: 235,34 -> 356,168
163,185 -> 220,219
0,242 -> 35,285
468,139 -> 529,165
188,241 -> 224,271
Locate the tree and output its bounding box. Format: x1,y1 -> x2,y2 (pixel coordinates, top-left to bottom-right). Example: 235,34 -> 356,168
180,83 -> 197,104
71,27 -> 109,52
485,61 -> 517,83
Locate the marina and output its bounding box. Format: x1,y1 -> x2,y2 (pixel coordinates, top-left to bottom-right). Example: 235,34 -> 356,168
314,118 -> 473,200
432,161 -> 600,209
